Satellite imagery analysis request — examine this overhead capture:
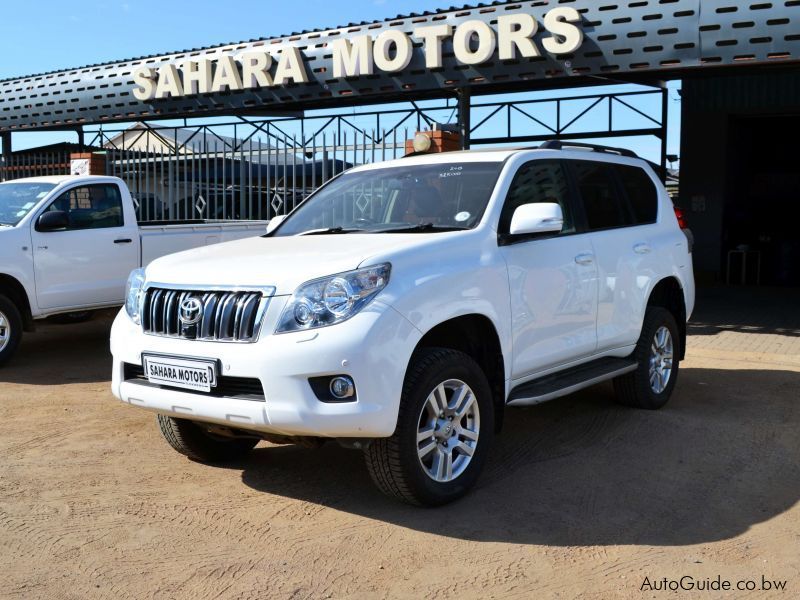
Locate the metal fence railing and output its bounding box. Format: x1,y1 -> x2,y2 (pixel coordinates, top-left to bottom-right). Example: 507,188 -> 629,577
0,150 -> 72,181
1,89 -> 668,221
104,127 -> 413,223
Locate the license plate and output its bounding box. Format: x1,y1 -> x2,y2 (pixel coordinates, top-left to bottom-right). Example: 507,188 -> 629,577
142,354 -> 218,392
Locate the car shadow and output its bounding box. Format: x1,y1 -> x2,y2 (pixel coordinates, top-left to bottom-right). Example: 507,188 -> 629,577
227,366 -> 800,547
0,310 -> 116,385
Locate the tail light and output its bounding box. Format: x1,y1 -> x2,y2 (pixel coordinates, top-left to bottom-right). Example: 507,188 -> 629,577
674,205 -> 688,229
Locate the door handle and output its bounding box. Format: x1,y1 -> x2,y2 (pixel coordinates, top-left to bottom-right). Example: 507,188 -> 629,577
634,243 -> 652,255
574,253 -> 594,266
114,238 -> 133,244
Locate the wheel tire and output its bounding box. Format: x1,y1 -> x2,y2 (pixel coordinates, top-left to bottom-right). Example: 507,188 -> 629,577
614,307 -> 681,410
0,294 -> 23,367
365,348 -> 494,506
156,415 -> 258,462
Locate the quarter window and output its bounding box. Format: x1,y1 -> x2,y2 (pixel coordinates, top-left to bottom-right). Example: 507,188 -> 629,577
616,164 -> 658,224
44,184 -> 124,230
499,160 -> 575,235
571,161 -> 630,231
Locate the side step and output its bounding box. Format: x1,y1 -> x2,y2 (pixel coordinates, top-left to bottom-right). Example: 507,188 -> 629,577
507,357 -> 637,407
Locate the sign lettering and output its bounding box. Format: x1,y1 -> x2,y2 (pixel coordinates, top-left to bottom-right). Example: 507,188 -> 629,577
132,7 -> 583,101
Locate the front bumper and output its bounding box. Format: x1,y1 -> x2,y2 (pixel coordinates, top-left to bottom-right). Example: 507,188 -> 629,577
110,297 -> 421,438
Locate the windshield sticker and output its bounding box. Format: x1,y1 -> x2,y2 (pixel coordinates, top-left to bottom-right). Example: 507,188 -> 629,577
455,211 -> 471,222
439,166 -> 464,179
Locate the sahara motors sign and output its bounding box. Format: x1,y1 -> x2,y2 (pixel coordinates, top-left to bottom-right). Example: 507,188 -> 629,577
132,7 -> 583,101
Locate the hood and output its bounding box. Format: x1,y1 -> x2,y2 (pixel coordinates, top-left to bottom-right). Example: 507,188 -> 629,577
144,233 -> 434,295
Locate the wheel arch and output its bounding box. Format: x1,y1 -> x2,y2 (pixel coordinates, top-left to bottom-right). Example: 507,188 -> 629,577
646,277 -> 686,360
411,313 -> 506,433
0,273 -> 34,331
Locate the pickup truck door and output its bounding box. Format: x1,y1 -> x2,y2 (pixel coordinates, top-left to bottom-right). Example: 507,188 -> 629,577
31,183 -> 139,310
498,160 -> 598,379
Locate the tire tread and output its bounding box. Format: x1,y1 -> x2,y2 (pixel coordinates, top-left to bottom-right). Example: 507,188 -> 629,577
365,348 -> 490,506
156,415 -> 257,462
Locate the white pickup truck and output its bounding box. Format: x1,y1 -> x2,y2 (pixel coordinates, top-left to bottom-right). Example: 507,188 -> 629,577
0,175 -> 267,365
110,143 -> 695,506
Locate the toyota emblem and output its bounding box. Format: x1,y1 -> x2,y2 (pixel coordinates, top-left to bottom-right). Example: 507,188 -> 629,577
179,297 -> 203,325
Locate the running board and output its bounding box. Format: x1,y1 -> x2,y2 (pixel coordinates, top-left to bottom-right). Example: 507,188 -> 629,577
507,357 -> 638,407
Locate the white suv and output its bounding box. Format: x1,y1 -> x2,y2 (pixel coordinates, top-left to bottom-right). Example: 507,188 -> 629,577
110,142 -> 695,506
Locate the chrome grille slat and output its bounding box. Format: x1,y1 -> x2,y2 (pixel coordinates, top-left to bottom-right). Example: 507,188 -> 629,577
141,287 -> 268,343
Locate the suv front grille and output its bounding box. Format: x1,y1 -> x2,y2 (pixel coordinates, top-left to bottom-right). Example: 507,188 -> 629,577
142,287 -> 268,342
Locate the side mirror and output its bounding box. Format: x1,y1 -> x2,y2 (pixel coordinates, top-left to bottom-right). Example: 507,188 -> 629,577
265,214 -> 287,235
36,210 -> 69,232
509,203 -> 563,236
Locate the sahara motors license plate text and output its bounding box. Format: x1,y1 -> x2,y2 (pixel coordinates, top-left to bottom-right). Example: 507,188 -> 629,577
142,354 -> 218,392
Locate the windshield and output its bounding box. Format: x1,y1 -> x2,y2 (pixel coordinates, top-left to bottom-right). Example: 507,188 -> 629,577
274,162 -> 504,236
0,182 -> 57,226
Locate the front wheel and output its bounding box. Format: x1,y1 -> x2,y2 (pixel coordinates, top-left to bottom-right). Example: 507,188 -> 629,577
0,294 -> 23,367
156,415 -> 258,462
365,348 -> 494,506
614,307 -> 681,410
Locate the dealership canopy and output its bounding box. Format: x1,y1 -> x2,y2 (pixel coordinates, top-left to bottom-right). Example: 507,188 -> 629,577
0,0 -> 798,132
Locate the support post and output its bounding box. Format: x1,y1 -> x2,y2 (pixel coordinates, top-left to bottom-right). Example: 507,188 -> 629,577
457,88 -> 471,150
660,86 -> 669,184
76,126 -> 85,150
1,132 -> 11,161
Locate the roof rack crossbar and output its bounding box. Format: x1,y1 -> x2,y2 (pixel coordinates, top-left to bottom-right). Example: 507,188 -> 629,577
539,140 -> 639,158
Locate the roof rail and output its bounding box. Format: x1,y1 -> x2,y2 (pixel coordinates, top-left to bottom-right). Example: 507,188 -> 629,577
539,140 -> 639,159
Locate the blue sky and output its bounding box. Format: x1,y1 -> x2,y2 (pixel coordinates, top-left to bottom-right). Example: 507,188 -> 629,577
0,0 -> 681,164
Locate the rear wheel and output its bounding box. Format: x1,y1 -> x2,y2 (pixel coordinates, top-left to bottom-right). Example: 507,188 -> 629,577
614,307 -> 680,410
365,348 -> 494,506
0,294 -> 23,367
156,415 -> 258,462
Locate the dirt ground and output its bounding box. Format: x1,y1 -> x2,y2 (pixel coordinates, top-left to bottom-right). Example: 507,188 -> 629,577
2,289 -> 799,599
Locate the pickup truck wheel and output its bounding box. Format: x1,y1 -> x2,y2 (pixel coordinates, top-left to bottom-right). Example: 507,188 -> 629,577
156,415 -> 258,462
365,348 -> 494,506
614,307 -> 680,410
0,295 -> 23,367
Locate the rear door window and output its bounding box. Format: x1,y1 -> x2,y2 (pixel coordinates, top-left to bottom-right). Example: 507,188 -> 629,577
615,164 -> 658,225
570,160 -> 631,231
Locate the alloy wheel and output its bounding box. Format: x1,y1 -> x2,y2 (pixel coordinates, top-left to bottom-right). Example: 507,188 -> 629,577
416,379 -> 480,483
648,325 -> 674,394
0,310 -> 9,353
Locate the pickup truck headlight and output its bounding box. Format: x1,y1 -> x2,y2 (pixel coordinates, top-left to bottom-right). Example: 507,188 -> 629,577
125,268 -> 146,325
276,264 -> 391,333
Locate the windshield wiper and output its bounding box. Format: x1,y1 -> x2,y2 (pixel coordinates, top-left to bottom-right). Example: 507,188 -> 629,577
298,227 -> 364,236
374,223 -> 469,234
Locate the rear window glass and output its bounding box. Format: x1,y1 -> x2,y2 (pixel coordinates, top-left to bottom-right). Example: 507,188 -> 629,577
616,164 -> 658,224
571,161 -> 630,231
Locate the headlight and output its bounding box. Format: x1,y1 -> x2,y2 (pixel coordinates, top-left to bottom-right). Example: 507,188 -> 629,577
125,268 -> 146,325
276,264 -> 391,333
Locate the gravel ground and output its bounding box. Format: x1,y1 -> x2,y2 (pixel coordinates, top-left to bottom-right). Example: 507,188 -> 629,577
1,291 -> 798,599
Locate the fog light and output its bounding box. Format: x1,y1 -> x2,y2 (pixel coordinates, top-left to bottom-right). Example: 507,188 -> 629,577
329,376 -> 355,399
